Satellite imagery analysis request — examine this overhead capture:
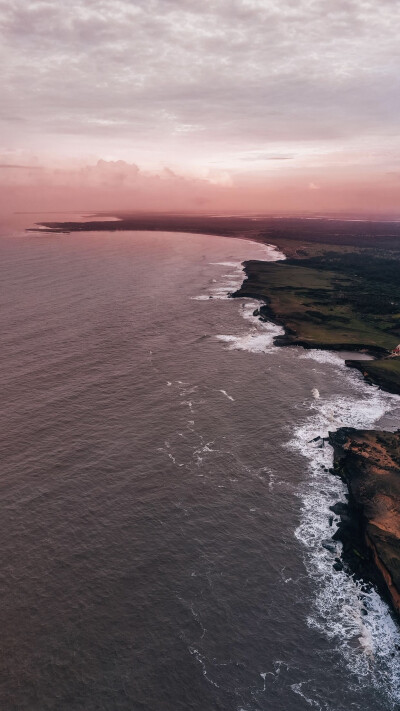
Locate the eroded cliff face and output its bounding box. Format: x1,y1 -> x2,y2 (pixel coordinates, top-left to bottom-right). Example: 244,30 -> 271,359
329,428 -> 400,615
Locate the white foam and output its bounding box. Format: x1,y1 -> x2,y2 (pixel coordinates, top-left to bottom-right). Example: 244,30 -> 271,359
299,349 -> 346,366
217,294 -> 284,353
261,242 -> 286,261
209,261 -> 243,268
191,260 -> 244,301
289,364 -> 400,703
207,241 -> 286,342
188,647 -> 220,688
291,682 -> 324,709
210,263 -> 244,300
206,239 -> 400,703
193,261 -> 245,301
194,240 -> 283,304
235,240 -> 286,263
202,234 -> 400,702
240,301 -> 261,322
218,389 -> 235,401
216,324 -> 282,354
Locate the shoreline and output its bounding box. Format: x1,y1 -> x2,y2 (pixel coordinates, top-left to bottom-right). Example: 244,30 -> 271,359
28,212 -> 400,393
27,211 -> 400,252
29,213 -> 400,619
231,261 -> 400,618
232,258 -> 400,395
233,290 -> 398,391
236,300 -> 400,625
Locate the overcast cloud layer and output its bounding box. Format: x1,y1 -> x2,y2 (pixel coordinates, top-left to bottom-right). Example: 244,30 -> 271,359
0,0 -> 399,212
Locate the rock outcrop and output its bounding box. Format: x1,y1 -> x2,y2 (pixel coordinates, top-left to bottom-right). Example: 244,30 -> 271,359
329,428 -> 400,615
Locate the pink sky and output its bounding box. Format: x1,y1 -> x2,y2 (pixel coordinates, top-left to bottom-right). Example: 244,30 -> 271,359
1,0 -> 399,215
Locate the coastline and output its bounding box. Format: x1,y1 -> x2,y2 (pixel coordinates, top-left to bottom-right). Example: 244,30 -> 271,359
232,258 -> 400,395
32,212 -> 400,394
345,359 -> 400,396
29,213 -> 400,620
232,260 -> 400,618
28,212 -> 400,254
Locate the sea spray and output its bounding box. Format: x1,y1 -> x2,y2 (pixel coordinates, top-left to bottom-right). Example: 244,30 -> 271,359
213,243 -> 286,350
217,298 -> 284,353
192,242 -> 285,303
288,353 -> 400,706
214,248 -> 400,706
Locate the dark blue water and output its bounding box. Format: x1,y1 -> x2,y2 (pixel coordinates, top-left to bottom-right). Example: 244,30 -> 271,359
1,223 -> 399,710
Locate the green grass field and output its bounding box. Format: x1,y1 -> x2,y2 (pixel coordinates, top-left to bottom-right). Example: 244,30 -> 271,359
236,251 -> 400,392
239,259 -> 399,352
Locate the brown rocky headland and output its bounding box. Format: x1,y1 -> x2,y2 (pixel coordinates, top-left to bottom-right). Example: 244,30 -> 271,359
329,428 -> 400,615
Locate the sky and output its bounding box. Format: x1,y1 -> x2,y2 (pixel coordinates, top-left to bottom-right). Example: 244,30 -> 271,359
1,0 -> 399,215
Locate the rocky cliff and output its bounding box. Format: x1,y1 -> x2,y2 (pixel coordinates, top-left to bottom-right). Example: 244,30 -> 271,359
329,428 -> 400,615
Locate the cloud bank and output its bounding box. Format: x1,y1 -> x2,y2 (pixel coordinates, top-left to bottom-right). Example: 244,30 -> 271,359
0,0 -> 399,213
1,157 -> 399,217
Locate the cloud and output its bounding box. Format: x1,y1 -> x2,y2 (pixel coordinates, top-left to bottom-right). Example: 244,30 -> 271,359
0,163 -> 43,169
1,157 -> 400,217
0,158 -> 223,211
241,153 -> 295,162
0,0 -> 400,169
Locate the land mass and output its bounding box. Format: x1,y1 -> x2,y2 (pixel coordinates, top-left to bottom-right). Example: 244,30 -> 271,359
329,428 -> 400,614
29,211 -> 400,616
234,253 -> 400,394
30,210 -> 400,255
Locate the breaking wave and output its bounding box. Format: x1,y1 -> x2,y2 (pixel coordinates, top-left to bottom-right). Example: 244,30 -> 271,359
289,363 -> 400,707
204,236 -> 400,707
211,241 -> 400,707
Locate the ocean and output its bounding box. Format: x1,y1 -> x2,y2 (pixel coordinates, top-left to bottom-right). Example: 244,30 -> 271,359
1,221 -> 400,710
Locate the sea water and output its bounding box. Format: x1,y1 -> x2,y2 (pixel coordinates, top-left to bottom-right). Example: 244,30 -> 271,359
1,222 -> 399,710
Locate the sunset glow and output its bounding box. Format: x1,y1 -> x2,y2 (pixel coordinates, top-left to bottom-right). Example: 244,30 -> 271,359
1,0 -> 400,214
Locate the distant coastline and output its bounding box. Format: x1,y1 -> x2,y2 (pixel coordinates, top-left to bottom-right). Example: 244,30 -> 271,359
27,211 -> 400,255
